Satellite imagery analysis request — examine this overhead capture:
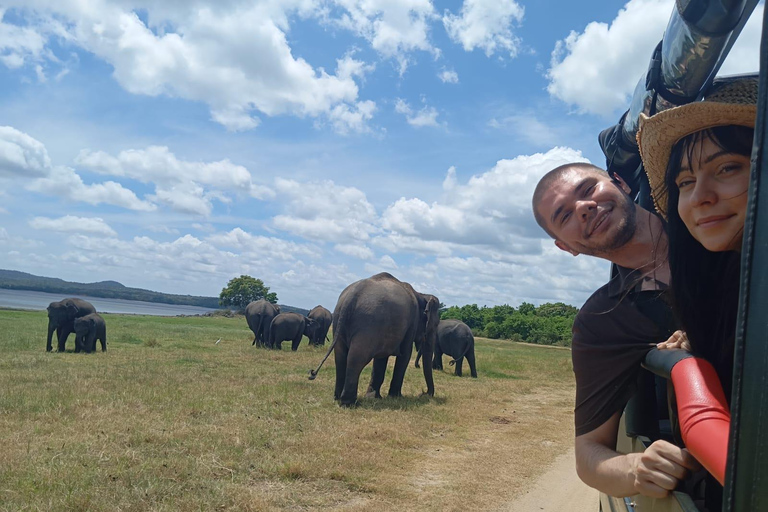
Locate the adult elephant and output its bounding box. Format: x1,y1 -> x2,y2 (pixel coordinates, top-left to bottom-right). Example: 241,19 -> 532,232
268,312 -> 316,351
416,319 -> 477,378
46,298 -> 97,352
245,300 -> 280,347
73,313 -> 107,353
310,272 -> 439,406
307,305 -> 332,346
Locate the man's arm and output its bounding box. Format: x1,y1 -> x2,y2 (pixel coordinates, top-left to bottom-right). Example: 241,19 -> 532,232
574,411 -> 701,498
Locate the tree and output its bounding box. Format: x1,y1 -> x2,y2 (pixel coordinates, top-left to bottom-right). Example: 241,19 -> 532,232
219,275 -> 277,309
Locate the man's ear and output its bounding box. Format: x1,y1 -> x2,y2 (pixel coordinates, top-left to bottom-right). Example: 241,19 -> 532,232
612,173 -> 631,195
555,240 -> 579,256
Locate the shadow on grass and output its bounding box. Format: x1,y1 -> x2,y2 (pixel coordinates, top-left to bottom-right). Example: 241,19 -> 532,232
355,394 -> 447,410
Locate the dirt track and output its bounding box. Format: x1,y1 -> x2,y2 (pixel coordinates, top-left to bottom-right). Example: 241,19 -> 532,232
500,447 -> 598,511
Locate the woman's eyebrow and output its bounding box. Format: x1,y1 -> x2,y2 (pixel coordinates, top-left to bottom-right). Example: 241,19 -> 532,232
704,149 -> 735,164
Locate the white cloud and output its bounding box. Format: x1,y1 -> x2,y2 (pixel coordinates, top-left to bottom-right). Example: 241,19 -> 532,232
0,126 -> 51,178
29,215 -> 117,237
334,243 -> 374,259
28,165 -> 156,211
2,1 -> 376,133
75,145 -> 273,216
401,245 -> 609,307
378,146 -> 588,255
547,0 -> 671,116
546,0 -> 762,117
438,68 -> 459,83
329,0 -> 437,74
443,0 -> 524,57
206,227 -> 317,260
0,125 -> 156,211
272,178 -> 379,242
394,98 -> 440,127
0,8 -> 48,69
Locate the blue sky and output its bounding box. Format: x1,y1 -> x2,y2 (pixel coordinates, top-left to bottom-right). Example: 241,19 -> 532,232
0,0 -> 762,310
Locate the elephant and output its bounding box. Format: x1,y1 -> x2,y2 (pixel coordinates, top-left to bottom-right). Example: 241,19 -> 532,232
309,272 -> 439,407
416,319 -> 477,378
73,313 -> 107,353
245,300 -> 280,347
268,312 -> 316,351
307,305 -> 332,346
46,298 -> 97,352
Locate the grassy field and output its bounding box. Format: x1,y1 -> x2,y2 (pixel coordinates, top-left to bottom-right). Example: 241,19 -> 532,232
0,310 -> 575,511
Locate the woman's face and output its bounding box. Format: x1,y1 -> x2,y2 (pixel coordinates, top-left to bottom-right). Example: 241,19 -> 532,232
675,135 -> 751,252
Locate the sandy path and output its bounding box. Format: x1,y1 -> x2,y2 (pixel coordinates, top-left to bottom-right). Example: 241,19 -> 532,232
500,447 -> 598,512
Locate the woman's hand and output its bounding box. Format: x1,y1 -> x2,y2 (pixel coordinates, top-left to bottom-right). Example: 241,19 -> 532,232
657,330 -> 691,351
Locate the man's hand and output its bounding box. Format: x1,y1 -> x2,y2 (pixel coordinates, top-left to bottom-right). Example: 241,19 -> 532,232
629,441 -> 702,498
657,330 -> 691,351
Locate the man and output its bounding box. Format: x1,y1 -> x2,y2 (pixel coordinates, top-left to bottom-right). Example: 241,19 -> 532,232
531,162 -> 700,498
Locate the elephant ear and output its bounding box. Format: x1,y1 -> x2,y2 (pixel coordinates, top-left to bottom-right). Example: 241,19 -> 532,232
66,302 -> 79,317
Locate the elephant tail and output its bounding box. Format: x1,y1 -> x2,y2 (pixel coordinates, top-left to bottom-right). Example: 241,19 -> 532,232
309,333 -> 339,380
448,343 -> 472,367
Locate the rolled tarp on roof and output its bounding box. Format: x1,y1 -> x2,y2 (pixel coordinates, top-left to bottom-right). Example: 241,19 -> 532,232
600,0 -> 758,201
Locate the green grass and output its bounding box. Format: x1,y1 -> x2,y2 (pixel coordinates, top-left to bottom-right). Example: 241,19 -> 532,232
0,311 -> 575,511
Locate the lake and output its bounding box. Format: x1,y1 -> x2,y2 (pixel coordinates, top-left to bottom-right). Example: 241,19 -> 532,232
0,289 -> 218,316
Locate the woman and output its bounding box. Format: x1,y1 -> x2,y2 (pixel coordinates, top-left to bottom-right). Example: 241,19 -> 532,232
636,75 -> 757,489
639,76 -> 757,391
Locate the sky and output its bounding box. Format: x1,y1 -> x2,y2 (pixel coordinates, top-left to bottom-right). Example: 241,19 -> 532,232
0,0 -> 763,310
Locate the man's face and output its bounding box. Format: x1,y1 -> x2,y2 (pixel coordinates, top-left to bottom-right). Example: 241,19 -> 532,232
537,170 -> 637,257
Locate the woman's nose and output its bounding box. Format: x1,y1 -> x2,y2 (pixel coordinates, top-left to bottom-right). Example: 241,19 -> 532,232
690,179 -> 717,207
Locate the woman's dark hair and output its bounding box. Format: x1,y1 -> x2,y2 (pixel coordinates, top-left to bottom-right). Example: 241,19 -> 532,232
664,125 -> 753,397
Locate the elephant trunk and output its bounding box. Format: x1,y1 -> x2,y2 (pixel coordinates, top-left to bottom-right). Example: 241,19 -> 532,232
46,321 -> 55,352
421,338 -> 435,396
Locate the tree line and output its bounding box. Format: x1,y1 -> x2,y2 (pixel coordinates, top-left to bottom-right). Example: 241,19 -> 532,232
440,302 -> 578,347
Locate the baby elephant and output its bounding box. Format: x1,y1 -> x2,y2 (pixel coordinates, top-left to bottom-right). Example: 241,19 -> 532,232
269,312 -> 316,351
417,319 -> 477,377
73,313 -> 107,353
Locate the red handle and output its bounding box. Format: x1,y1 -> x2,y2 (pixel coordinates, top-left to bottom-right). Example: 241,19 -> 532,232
670,357 -> 730,485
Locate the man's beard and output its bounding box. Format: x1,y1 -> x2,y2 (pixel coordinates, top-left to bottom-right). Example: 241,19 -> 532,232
580,196 -> 637,257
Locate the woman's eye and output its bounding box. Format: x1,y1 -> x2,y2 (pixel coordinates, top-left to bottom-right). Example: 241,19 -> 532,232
718,164 -> 742,175
677,179 -> 694,190
561,212 -> 571,224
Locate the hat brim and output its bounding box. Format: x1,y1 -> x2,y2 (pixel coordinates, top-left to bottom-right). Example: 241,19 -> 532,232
637,103 -> 756,218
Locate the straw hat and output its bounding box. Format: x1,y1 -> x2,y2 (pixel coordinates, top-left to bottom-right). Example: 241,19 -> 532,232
637,76 -> 758,217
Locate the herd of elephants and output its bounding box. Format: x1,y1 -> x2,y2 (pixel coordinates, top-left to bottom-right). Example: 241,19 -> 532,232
44,272 -> 478,406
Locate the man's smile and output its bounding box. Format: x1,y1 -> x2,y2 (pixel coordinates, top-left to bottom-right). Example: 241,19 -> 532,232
586,208 -> 611,238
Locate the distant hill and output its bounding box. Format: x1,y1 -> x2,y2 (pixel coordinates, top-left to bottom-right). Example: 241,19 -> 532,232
0,270 -> 307,314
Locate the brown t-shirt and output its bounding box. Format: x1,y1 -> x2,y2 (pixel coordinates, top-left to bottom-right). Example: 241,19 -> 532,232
572,265 -> 677,436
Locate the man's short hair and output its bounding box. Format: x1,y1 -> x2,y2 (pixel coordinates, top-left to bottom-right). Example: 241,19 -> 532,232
531,162 -> 606,239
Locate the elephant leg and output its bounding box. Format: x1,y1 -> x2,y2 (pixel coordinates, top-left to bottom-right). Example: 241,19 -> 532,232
340,351 -> 370,407
87,332 -> 97,353
334,348 -> 347,401
366,357 -> 388,398
432,347 -> 443,371
467,350 -> 477,378
57,327 -> 66,352
100,334 -> 107,352
454,357 -> 463,377
388,346 -> 413,398
291,334 -> 302,351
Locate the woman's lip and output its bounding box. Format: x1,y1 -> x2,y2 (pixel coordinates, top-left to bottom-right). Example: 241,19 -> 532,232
696,214 -> 736,227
